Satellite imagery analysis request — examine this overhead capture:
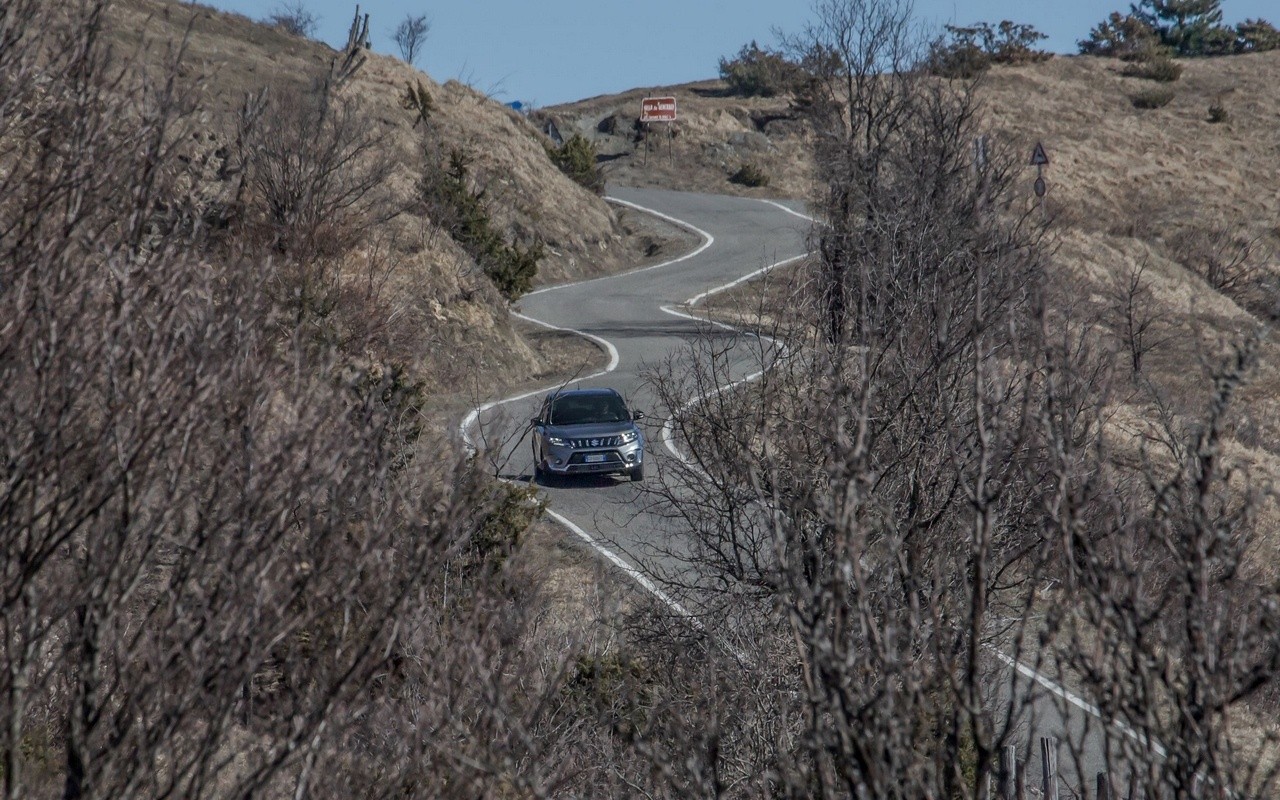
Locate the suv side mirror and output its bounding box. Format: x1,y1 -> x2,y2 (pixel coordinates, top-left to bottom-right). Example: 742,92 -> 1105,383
530,417 -> 541,427
632,410 -> 645,421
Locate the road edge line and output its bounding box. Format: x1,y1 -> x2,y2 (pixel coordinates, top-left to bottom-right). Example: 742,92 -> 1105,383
457,196 -> 719,629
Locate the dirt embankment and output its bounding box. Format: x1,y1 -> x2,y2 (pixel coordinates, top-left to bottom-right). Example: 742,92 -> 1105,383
542,80 -> 816,200
110,0 -> 694,409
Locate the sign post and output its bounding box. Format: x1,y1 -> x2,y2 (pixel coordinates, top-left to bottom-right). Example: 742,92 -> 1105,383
640,96 -> 678,166
1030,141 -> 1049,200
640,96 -> 677,123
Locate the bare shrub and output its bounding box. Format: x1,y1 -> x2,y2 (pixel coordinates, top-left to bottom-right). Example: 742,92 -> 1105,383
928,20 -> 1050,78
633,2 -> 1280,797
0,4 -> 602,797
1131,86 -> 1176,108
1109,259 -> 1168,376
393,13 -> 430,66
1042,336 -> 1280,799
1122,55 -> 1183,82
240,86 -> 393,260
1170,224 -> 1263,296
266,1 -> 318,38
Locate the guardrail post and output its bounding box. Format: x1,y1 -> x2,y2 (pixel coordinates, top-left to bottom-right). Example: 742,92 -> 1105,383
1040,737 -> 1059,800
999,745 -> 1017,800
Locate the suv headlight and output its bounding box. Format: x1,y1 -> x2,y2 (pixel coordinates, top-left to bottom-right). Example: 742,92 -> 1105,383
619,430 -> 638,444
547,435 -> 568,446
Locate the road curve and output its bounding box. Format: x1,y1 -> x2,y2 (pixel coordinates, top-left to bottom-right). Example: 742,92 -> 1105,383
464,186 -> 809,592
462,187 -> 1126,788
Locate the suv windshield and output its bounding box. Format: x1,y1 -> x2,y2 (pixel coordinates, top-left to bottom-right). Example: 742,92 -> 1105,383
549,394 -> 631,425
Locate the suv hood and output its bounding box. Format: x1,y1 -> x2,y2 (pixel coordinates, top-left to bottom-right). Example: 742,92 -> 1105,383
544,421 -> 637,438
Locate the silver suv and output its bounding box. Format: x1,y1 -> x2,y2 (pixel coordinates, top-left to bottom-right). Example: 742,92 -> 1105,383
531,388 -> 645,482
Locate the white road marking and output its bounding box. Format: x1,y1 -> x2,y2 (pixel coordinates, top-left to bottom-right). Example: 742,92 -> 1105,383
991,649 -> 1168,758
465,196 -> 1129,744
684,252 -> 809,307
458,313 -> 619,451
457,196 -> 716,632
458,196 -> 708,450
760,198 -> 816,223
522,197 -> 715,298
545,508 -> 700,623
657,199 -> 1136,756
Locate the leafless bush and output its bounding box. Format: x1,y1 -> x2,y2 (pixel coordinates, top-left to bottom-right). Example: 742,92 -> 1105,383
393,13 -> 430,66
1170,223 -> 1263,296
1109,259 -> 1168,376
239,87 -> 393,262
0,4 -> 600,797
631,2 -> 1280,797
1042,335 -> 1280,799
266,1 -> 318,38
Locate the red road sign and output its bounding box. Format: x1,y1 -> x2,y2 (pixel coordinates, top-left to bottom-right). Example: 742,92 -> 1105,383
1030,142 -> 1049,166
640,96 -> 677,122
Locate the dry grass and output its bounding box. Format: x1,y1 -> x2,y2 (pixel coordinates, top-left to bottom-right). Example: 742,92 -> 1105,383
103,0 -> 699,419
600,52 -> 1280,520
544,80 -> 816,198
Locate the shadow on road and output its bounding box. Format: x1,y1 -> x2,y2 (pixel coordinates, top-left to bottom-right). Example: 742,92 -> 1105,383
505,472 -> 638,490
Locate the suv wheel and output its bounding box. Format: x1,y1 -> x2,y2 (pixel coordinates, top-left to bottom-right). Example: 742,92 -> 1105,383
532,446 -> 545,482
629,462 -> 644,482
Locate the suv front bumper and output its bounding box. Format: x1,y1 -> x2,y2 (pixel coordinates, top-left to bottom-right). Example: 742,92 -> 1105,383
541,439 -> 643,475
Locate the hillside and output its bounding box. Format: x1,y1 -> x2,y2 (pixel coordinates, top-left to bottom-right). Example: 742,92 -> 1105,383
104,0 -> 690,406
551,47 -> 1280,760
553,50 -> 1280,508
542,80 -> 816,198
9,0 -> 1280,794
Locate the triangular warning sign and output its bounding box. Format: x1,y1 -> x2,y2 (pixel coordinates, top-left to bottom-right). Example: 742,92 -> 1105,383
1030,142 -> 1049,166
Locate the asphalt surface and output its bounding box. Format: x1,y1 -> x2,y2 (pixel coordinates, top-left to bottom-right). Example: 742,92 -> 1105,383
467,186 -> 809,588
464,186 -> 1128,790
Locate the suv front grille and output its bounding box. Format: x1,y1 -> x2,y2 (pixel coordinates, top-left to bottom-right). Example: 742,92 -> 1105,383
569,436 -> 622,448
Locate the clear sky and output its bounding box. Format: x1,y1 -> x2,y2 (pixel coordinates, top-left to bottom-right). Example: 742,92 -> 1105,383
201,0 -> 1276,106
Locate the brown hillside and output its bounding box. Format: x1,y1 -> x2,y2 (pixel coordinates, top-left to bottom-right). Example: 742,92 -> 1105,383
104,0 -> 685,407
557,54 -> 1280,481
562,52 -> 1280,583
544,81 -> 815,198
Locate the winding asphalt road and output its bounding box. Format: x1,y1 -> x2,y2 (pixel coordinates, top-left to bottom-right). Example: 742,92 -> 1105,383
464,186 -> 809,604
462,186 -> 1130,789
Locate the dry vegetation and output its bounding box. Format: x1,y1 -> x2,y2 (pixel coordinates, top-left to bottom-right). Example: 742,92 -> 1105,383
7,0 -> 1280,795
542,81 -> 818,198
103,0 -> 688,408
0,0 -> 688,796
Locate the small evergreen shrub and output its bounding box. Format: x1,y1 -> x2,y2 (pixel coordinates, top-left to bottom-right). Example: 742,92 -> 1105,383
565,653 -> 654,737
1236,19 -> 1280,52
729,163 -> 770,188
1079,12 -> 1165,59
929,20 -> 1050,78
1084,3 -> 1278,56
547,134 -> 604,194
1208,100 -> 1229,122
1122,56 -> 1183,81
469,482 -> 543,573
719,41 -> 803,97
420,148 -> 543,300
399,80 -> 435,127
1199,25 -> 1238,56
1131,87 -> 1175,108
351,361 -> 426,471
